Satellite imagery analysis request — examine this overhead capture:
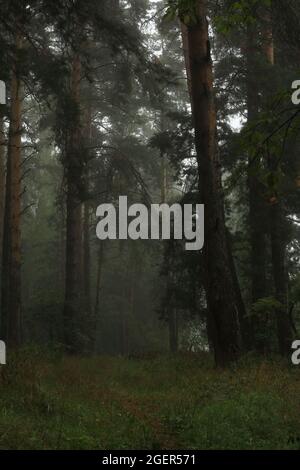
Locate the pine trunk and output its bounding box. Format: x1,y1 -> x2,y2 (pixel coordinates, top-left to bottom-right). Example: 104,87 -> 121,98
247,23 -> 267,307
262,7 -> 293,355
270,203 -> 292,355
0,118 -> 5,264
244,22 -> 268,353
83,201 -> 91,317
1,41 -> 23,347
63,54 -> 84,353
184,1 -> 241,366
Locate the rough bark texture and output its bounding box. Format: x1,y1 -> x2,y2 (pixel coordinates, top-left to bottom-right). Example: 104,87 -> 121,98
63,54 -> 84,353
0,118 -> 5,264
183,1 -> 241,366
1,40 -> 23,347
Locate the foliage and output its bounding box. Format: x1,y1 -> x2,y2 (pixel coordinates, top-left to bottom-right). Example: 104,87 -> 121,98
164,0 -> 199,25
251,297 -> 284,318
215,0 -> 272,34
0,353 -> 299,450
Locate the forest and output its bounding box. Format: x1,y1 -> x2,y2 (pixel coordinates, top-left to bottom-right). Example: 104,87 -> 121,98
0,0 -> 300,451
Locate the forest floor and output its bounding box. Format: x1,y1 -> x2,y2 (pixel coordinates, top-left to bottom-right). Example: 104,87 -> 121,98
0,351 -> 300,450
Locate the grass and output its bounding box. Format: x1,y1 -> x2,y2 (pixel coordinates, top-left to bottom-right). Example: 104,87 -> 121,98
0,350 -> 300,450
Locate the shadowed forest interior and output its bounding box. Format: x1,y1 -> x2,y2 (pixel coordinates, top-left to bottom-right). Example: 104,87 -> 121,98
1,0 -> 300,451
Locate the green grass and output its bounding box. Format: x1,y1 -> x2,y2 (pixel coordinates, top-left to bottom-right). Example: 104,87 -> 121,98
0,350 -> 300,449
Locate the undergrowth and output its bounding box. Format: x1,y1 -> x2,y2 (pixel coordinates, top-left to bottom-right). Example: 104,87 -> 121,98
0,349 -> 299,450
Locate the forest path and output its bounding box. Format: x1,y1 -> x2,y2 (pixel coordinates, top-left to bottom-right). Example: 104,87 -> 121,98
57,356 -> 186,448
1,355 -> 299,449
102,389 -> 181,450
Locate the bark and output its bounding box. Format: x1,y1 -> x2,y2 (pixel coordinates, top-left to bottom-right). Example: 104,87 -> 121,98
270,203 -> 292,355
167,243 -> 179,354
121,265 -> 129,357
262,9 -> 274,65
262,7 -> 293,355
0,118 -> 5,263
244,21 -> 270,354
226,230 -> 250,351
83,201 -> 91,317
1,37 -> 23,347
83,105 -> 92,317
94,241 -> 104,319
83,199 -> 96,353
246,23 -> 267,308
160,151 -> 168,204
63,54 -> 84,353
180,22 -> 193,102
183,1 -> 241,366
160,146 -> 179,353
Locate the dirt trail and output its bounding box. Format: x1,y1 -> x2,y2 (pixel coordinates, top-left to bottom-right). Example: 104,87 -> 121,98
106,390 -> 181,450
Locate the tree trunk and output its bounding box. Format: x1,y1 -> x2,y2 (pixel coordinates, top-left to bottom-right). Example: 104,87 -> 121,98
121,265 -> 129,357
161,150 -> 168,204
262,6 -> 293,355
94,242 -> 104,318
0,117 -> 5,264
244,21 -> 269,353
246,23 -> 267,307
226,230 -> 250,351
160,146 -> 179,353
180,22 -> 192,102
83,199 -> 95,352
63,54 -> 84,353
83,201 -> 91,317
1,38 -> 23,347
270,203 -> 292,355
183,1 -> 241,366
